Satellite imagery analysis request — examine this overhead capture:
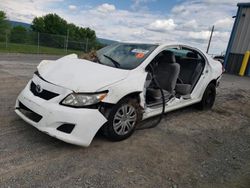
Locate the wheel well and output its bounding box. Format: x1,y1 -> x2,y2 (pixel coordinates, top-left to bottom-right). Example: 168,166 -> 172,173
120,92 -> 141,103
99,91 -> 142,119
199,79 -> 217,101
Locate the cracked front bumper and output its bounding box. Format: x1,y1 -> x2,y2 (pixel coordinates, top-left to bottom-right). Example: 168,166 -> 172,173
15,77 -> 107,147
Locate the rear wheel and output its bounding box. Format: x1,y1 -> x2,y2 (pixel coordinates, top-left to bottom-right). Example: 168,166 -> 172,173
196,83 -> 216,110
103,98 -> 141,141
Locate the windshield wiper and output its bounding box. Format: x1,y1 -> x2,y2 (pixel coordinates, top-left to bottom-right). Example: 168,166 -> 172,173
103,54 -> 120,68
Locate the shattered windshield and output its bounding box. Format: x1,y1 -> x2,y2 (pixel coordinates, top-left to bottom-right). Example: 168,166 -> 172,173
96,43 -> 158,70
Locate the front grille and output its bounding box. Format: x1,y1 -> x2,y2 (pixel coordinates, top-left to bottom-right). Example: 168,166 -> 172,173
19,102 -> 43,123
30,81 -> 59,100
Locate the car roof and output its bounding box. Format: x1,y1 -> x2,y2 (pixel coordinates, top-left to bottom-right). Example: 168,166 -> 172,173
116,42 -> 209,57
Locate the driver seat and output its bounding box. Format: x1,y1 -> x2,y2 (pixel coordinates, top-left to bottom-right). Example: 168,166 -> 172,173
147,51 -> 180,101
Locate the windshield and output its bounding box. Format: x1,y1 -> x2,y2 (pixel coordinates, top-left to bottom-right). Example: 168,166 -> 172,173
96,43 -> 158,70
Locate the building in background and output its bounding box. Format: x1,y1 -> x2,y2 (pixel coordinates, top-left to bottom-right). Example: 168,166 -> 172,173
225,3 -> 250,76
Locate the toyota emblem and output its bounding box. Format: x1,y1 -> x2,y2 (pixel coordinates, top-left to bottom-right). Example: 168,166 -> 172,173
36,84 -> 43,93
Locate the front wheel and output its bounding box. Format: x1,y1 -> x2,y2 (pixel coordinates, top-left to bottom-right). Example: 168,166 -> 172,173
196,83 -> 216,110
103,98 -> 141,141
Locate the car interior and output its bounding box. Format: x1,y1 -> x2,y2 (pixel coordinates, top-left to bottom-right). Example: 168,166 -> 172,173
145,47 -> 205,106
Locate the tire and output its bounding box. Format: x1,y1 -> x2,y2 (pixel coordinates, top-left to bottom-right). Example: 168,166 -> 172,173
103,98 -> 142,141
196,83 -> 216,110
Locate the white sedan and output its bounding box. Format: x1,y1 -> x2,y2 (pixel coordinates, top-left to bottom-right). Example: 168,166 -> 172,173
15,43 -> 223,146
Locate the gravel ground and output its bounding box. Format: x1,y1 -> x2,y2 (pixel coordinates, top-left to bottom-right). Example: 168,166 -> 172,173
0,54 -> 250,188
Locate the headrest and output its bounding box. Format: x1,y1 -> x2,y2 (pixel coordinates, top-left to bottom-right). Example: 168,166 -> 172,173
160,50 -> 176,64
187,52 -> 198,59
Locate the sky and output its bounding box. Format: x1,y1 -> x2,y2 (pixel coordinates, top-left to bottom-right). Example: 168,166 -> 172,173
0,0 -> 248,54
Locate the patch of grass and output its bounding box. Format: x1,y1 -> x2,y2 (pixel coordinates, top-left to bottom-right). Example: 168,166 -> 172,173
0,42 -> 83,55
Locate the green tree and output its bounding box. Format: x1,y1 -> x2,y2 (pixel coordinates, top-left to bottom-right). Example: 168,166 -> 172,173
31,13 -> 98,51
32,13 -> 68,35
31,17 -> 45,33
10,26 -> 27,43
0,10 -> 10,41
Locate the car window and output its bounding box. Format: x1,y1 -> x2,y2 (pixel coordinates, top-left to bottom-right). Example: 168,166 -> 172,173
96,43 -> 158,70
168,48 -> 205,63
168,48 -> 189,57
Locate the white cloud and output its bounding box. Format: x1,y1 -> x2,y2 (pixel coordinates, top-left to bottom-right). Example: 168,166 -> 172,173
96,3 -> 116,13
172,5 -> 189,15
188,31 -> 210,40
68,5 -> 77,11
0,0 -> 63,21
169,0 -> 239,53
131,0 -> 156,10
214,18 -> 233,30
0,0 -> 243,54
202,0 -> 249,5
147,19 -> 176,32
179,19 -> 199,30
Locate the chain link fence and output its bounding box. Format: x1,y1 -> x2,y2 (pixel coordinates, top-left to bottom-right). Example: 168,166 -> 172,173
0,30 -> 98,55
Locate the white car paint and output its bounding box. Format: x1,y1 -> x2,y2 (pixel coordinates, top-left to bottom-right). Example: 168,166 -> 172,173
15,43 -> 222,147
38,54 -> 130,93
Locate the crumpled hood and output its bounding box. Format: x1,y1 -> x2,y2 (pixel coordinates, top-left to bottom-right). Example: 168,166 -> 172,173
37,54 -> 129,92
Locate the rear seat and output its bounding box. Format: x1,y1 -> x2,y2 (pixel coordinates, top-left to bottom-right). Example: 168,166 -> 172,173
175,53 -> 204,95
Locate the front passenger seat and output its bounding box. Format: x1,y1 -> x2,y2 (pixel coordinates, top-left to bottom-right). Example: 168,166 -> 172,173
147,51 -> 180,101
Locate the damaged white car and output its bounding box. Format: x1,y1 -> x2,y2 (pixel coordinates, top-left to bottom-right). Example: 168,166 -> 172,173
15,43 -> 223,146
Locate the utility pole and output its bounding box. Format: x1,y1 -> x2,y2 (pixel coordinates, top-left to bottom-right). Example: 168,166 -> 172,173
206,25 -> 214,54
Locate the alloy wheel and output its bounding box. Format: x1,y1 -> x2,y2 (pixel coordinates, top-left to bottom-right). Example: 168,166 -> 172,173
113,104 -> 137,136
